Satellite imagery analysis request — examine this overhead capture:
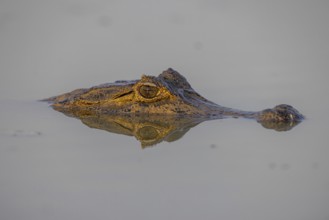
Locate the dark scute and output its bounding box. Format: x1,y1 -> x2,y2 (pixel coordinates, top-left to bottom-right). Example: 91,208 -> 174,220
159,68 -> 192,90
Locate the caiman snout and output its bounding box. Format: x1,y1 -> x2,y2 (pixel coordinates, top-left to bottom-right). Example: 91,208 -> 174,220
255,104 -> 304,131
258,104 -> 304,123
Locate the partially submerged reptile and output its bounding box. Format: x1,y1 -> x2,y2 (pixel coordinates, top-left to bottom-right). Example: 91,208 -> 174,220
44,68 -> 303,123
43,68 -> 304,145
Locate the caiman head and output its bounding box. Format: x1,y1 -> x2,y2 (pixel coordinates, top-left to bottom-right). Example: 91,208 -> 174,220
44,68 -> 304,130
44,68 -> 222,116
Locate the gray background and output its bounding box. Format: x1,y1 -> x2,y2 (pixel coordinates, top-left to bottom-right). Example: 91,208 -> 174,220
1,1 -> 329,220
1,0 -> 328,105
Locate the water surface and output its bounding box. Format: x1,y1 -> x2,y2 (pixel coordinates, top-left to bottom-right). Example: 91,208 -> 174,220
1,1 -> 329,220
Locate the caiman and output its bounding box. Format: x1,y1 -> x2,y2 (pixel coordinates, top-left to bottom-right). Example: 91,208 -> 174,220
44,68 -> 303,124
43,68 -> 304,146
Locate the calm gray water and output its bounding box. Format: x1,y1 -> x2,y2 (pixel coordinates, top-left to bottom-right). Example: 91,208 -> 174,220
1,1 -> 329,220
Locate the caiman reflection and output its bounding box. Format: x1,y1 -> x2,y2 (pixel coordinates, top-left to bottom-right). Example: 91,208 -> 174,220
44,68 -> 304,147
50,110 -> 207,147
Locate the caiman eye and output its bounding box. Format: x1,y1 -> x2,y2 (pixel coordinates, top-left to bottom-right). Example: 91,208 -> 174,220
139,83 -> 159,99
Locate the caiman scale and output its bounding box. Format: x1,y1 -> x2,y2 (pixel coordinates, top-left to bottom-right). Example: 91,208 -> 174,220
43,68 -> 304,127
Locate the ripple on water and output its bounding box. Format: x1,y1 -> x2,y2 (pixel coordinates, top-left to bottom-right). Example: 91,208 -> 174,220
0,129 -> 43,138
